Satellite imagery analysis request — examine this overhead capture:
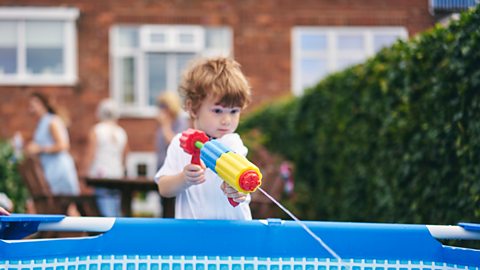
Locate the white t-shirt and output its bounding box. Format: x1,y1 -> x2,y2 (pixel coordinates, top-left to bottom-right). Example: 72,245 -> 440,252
88,122 -> 127,178
155,133 -> 252,220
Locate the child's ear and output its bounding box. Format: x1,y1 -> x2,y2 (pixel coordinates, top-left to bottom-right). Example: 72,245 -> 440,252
185,100 -> 197,119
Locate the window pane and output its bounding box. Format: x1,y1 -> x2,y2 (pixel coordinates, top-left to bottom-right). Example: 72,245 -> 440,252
0,48 -> 17,74
176,53 -> 195,85
118,27 -> 139,48
0,21 -> 17,46
300,58 -> 327,89
300,34 -> 327,51
26,48 -> 63,74
205,27 -> 231,51
26,21 -> 64,75
338,34 -> 364,50
0,22 -> 17,74
121,57 -> 136,104
26,21 -> 64,46
179,33 -> 194,45
150,32 -> 166,45
337,57 -> 363,69
374,34 -> 398,52
147,53 -> 167,106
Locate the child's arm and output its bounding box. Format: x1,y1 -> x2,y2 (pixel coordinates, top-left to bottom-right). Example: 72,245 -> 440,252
157,164 -> 206,197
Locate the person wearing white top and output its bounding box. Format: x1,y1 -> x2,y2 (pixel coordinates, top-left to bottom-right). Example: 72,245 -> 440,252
82,99 -> 128,217
155,56 -> 254,220
155,133 -> 251,219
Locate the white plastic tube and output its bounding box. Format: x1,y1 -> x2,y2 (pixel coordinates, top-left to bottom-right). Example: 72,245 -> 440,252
37,217 -> 115,232
427,225 -> 480,240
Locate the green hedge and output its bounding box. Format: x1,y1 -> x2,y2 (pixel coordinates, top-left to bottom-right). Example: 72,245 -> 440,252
240,6 -> 480,224
0,140 -> 27,213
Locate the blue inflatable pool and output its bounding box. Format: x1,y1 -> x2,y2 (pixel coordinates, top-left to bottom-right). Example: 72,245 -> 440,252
1,215 -> 479,270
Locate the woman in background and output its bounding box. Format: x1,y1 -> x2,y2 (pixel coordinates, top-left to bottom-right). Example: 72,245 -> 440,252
82,99 -> 128,217
26,92 -> 80,196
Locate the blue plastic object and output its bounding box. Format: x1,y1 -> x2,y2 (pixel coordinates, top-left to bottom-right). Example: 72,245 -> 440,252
458,222 -> 480,231
200,140 -> 230,173
0,214 -> 64,240
1,215 -> 479,269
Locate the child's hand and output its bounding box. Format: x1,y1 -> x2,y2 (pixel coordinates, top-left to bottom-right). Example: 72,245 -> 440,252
221,182 -> 247,203
0,206 -> 10,216
183,164 -> 206,186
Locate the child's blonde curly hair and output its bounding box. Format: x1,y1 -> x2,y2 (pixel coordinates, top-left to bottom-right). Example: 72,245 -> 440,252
179,56 -> 251,114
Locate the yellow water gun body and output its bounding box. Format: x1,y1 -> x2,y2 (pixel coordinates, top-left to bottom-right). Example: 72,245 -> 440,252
180,129 -> 262,206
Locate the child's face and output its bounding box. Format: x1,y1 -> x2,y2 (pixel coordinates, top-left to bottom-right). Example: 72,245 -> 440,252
192,94 -> 242,138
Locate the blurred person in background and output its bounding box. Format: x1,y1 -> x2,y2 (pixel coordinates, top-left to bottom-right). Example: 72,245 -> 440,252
156,91 -> 189,169
155,91 -> 189,217
26,92 -> 80,198
82,99 -> 128,217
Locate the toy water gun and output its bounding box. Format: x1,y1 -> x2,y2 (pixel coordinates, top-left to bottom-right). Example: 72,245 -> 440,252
180,129 -> 262,207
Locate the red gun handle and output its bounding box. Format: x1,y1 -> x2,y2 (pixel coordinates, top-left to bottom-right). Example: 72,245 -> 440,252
228,197 -> 239,207
189,148 -> 237,207
191,151 -> 201,166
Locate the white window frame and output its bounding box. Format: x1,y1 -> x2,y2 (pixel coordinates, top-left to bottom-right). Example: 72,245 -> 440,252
110,25 -> 232,118
0,7 -> 79,85
292,27 -> 408,96
140,25 -> 204,52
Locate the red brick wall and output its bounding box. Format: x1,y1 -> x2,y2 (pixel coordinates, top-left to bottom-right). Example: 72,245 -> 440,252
0,0 -> 434,163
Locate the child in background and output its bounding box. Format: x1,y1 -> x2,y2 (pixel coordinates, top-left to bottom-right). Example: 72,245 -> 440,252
155,57 -> 253,220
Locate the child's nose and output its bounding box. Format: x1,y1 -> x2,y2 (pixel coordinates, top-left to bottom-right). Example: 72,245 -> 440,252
221,114 -> 231,125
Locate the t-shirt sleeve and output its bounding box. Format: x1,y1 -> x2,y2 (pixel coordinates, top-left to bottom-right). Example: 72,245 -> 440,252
154,133 -> 184,183
216,133 -> 248,157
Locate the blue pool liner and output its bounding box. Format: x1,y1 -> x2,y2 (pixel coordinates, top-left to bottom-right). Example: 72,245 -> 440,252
0,215 -> 479,269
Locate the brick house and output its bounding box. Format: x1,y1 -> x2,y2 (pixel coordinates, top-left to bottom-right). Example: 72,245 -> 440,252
0,0 -> 437,179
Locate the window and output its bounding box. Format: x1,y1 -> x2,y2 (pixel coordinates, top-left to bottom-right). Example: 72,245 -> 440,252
0,7 -> 79,85
292,27 -> 408,95
429,0 -> 478,15
110,25 -> 232,117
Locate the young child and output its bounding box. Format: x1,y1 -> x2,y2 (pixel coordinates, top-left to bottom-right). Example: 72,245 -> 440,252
155,56 -> 253,220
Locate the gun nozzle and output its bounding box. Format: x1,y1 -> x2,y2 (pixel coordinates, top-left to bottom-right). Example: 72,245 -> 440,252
239,170 -> 261,192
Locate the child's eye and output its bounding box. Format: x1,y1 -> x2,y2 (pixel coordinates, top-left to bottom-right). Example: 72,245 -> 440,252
212,108 -> 223,114
230,109 -> 240,114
